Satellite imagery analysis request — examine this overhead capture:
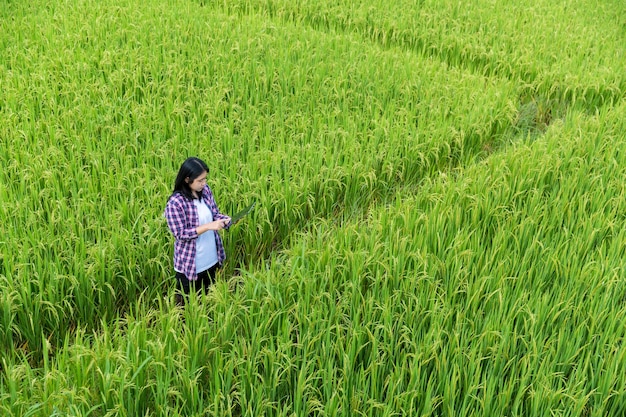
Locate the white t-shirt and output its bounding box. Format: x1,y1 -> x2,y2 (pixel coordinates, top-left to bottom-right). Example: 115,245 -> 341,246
194,199 -> 219,272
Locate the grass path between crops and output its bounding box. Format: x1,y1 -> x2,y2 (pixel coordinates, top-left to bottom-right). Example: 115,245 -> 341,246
203,7 -> 570,277
194,0 -> 623,277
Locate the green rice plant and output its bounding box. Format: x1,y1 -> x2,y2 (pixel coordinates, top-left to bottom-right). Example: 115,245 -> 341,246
0,0 -> 520,362
1,0 -> 625,415
207,0 -> 626,110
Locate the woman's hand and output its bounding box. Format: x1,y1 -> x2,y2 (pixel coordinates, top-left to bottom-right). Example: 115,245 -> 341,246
215,219 -> 230,230
196,219 -> 229,235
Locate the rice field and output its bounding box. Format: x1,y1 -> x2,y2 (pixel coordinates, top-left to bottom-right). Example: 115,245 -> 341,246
1,0 -> 625,415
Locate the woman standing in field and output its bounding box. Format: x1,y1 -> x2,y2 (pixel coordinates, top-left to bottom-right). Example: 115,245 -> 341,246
164,157 -> 230,304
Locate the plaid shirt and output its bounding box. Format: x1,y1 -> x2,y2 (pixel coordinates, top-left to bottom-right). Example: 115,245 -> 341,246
164,185 -> 229,280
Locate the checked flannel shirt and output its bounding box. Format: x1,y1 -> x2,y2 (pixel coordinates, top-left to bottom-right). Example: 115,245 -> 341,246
164,185 -> 229,281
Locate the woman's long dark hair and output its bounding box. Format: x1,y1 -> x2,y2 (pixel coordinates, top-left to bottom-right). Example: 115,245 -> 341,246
172,157 -> 209,200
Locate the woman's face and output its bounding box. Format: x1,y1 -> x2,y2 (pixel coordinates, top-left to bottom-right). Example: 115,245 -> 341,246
187,171 -> 207,194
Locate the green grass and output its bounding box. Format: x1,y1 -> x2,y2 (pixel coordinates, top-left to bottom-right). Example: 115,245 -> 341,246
1,0 -> 625,415
0,0 -> 518,359
207,0 -> 626,108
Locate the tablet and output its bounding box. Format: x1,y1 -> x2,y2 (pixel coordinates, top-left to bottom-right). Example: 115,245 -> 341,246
230,202 -> 256,225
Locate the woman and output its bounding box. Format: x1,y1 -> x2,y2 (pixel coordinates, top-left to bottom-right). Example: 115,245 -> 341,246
164,157 -> 231,303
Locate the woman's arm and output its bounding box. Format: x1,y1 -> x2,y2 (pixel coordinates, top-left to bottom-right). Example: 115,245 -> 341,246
204,185 -> 232,228
196,219 -> 229,234
164,198 -> 199,241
